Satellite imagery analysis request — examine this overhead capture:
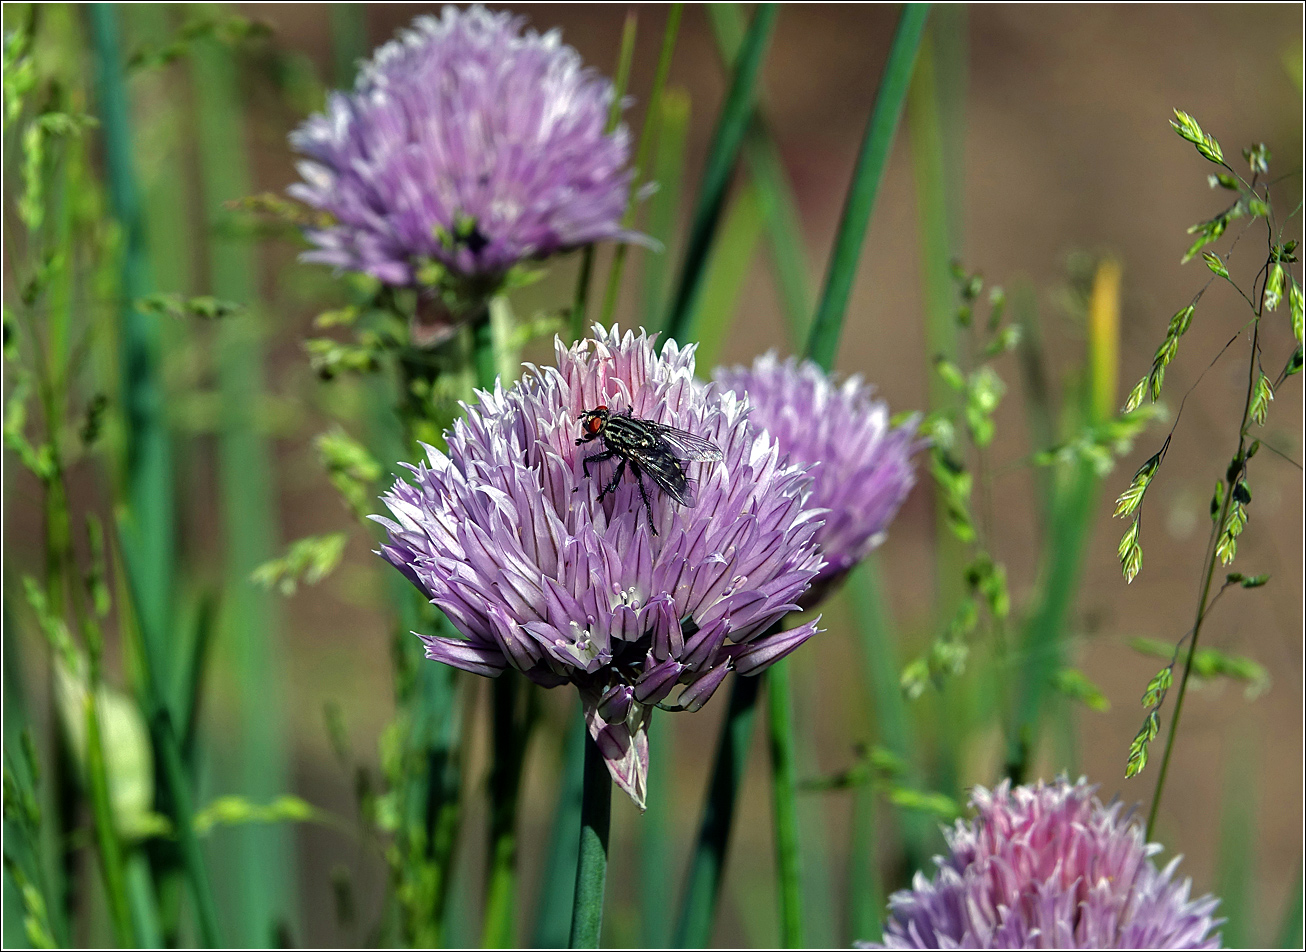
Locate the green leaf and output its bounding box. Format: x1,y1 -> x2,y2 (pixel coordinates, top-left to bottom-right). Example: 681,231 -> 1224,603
137,291 -> 244,320
983,324 -> 1022,357
316,428 -> 383,519
899,657 -> 930,701
305,335 -> 383,380
663,4 -> 778,342
1141,665 -> 1174,708
1264,264 -> 1285,311
52,657 -> 157,841
883,786 -> 960,820
1124,375 -> 1149,413
192,794 -> 324,836
1243,142 -> 1269,175
1051,668 -> 1111,712
1166,305 -> 1195,337
934,357 -> 966,391
805,3 -> 930,369
1170,109 -> 1223,163
1202,251 -> 1229,279
1118,518 -> 1142,583
1289,279 -> 1303,344
21,577 -> 75,668
1114,452 -> 1160,516
1216,502 -> 1247,565
1283,345 -> 1304,381
250,533 -> 349,597
1247,372 -> 1270,426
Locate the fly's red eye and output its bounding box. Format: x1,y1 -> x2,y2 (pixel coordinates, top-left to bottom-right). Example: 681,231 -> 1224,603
586,415 -> 602,434
595,404 -> 607,413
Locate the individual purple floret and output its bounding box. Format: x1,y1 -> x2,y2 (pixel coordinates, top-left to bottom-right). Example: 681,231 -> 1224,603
289,6 -> 638,335
714,353 -> 922,607
864,777 -> 1223,950
374,326 -> 825,808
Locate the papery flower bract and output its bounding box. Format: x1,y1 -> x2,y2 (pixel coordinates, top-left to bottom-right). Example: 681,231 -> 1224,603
289,6 -> 638,339
714,353 -> 921,607
374,327 -> 825,808
864,777 -> 1222,949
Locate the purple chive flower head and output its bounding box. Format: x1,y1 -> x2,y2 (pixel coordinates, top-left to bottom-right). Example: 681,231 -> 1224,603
374,326 -> 825,808
289,6 -> 638,326
866,777 -> 1222,949
714,354 -> 921,606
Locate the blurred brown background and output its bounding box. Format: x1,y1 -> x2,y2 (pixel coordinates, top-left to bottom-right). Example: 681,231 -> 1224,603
7,3 -> 1303,947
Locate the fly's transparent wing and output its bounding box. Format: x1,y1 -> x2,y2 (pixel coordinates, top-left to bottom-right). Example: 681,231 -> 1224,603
638,453 -> 697,507
649,423 -> 724,462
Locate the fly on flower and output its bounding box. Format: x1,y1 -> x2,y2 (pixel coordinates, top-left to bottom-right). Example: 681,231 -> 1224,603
576,405 -> 724,534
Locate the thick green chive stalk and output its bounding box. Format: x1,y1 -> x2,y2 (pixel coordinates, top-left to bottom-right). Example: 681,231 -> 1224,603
571,10 -> 639,341
672,674 -> 762,947
119,555 -> 222,947
662,2 -> 779,342
685,184 -> 765,370
86,1 -> 176,713
766,660 -> 804,947
532,710 -> 587,947
190,25 -> 293,944
639,89 -> 692,330
568,733 -> 612,949
1010,260 -> 1120,779
806,3 -> 930,367
475,302 -> 532,947
88,5 -> 213,944
705,2 -> 813,341
905,7 -> 968,802
675,7 -> 930,945
599,4 -> 684,328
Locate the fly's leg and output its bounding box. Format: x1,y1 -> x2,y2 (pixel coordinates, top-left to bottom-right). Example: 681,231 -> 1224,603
629,461 -> 659,536
597,458 -> 626,502
577,447 -> 617,483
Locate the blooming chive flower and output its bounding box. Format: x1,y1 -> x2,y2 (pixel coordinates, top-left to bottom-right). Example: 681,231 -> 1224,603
866,777 -> 1222,949
289,6 -> 639,341
374,327 -> 825,808
714,354 -> 921,607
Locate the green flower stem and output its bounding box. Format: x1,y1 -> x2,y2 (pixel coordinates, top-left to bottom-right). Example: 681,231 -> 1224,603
87,3 -> 177,693
570,9 -> 639,341
599,4 -> 684,328
568,732 -> 612,949
1147,319 -> 1262,838
639,712 -> 673,947
663,3 -> 778,342
846,783 -> 882,944
1277,859 -> 1304,949
1011,260 -> 1119,780
191,21 -> 293,939
482,678 -> 527,947
84,689 -> 134,946
673,673 -> 762,947
847,558 -> 933,869
73,544 -> 138,948
638,89 -> 692,330
705,2 -> 813,341
531,709 -> 587,947
116,519 -> 221,946
805,3 -> 930,369
766,660 -> 804,947
472,304 -> 531,947
328,4 -> 368,86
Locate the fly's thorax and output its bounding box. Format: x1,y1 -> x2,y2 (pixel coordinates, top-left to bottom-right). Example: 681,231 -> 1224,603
602,413 -> 660,450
